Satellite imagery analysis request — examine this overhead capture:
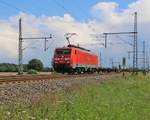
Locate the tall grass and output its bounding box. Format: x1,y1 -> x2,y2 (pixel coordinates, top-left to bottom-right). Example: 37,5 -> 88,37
1,74 -> 150,120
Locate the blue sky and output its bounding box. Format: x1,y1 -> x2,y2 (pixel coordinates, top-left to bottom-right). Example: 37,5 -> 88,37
0,0 -> 136,20
0,0 -> 149,68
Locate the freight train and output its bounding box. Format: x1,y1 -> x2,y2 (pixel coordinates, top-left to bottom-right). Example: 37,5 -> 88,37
52,44 -> 98,73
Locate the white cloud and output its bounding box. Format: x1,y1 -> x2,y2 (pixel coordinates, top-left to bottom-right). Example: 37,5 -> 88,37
0,22 -> 18,58
92,2 -> 119,21
91,0 -> 150,67
0,0 -> 150,67
92,0 -> 150,24
0,12 -> 102,64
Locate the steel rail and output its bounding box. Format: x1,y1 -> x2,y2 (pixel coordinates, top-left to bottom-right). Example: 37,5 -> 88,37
0,74 -> 102,85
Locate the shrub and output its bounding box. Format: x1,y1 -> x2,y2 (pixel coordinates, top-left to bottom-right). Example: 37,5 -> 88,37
27,69 -> 38,74
42,67 -> 54,72
27,59 -> 43,71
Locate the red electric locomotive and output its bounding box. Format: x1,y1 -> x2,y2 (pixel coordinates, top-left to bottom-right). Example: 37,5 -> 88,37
52,44 -> 98,73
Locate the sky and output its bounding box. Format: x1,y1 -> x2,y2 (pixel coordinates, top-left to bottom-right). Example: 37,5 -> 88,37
0,0 -> 149,68
0,0 -> 136,20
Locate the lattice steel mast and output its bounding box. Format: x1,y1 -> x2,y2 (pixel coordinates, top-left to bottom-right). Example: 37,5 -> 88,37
18,18 -> 23,75
103,12 -> 138,73
18,18 -> 53,75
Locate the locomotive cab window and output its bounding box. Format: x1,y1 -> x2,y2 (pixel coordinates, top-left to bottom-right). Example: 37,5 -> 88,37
55,49 -> 71,55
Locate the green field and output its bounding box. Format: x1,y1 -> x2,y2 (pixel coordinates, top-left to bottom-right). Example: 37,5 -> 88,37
1,74 -> 150,120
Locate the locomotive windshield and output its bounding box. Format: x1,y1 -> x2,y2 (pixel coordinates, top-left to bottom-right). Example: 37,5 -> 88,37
55,49 -> 71,55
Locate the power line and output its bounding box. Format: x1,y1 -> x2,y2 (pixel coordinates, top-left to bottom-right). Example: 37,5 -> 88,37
115,35 -> 133,46
50,0 -> 97,33
18,18 -> 54,75
103,12 -> 138,74
0,0 -> 27,13
51,0 -> 72,14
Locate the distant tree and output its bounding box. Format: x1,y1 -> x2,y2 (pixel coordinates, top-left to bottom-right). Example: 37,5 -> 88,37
0,64 -> 7,72
27,59 -> 44,71
0,63 -> 18,72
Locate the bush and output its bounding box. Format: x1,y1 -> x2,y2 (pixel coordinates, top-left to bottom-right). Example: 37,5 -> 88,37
27,69 -> 38,74
43,67 -> 54,72
27,59 -> 43,71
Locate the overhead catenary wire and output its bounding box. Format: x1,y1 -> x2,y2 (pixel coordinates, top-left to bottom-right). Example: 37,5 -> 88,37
0,0 -> 96,34
50,0 -> 97,33
115,35 -> 133,46
50,0 -> 72,15
0,0 -> 27,13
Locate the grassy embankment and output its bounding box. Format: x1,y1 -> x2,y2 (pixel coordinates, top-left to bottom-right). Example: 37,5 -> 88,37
0,74 -> 150,120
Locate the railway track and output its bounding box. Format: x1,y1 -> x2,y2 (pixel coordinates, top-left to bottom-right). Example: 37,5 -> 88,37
0,73 -> 102,85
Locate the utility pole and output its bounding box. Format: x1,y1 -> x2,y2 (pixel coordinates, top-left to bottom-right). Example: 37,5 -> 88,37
133,12 -> 138,73
111,58 -> 114,68
128,41 -> 146,74
99,52 -> 102,68
146,54 -> 149,71
122,57 -> 126,69
143,41 -> 146,74
18,18 -> 53,75
104,33 -> 107,48
18,18 -> 23,75
103,12 -> 138,74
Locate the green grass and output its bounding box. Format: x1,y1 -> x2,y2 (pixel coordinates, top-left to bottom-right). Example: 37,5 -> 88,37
1,74 -> 150,120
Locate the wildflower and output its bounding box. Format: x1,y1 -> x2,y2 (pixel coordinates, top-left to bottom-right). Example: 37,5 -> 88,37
22,110 -> 26,113
31,117 -> 36,120
6,111 -> 11,115
28,116 -> 36,120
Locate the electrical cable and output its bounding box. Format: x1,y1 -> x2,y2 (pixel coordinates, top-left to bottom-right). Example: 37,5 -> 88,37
115,35 -> 133,46
50,0 -> 97,33
51,0 -> 72,14
0,0 -> 27,13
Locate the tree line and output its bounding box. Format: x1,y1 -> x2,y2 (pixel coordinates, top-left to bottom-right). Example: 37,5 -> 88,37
0,59 -> 53,72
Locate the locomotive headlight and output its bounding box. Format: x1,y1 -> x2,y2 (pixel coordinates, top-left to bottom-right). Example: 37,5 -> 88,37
66,61 -> 70,63
54,58 -> 60,61
65,58 -> 70,61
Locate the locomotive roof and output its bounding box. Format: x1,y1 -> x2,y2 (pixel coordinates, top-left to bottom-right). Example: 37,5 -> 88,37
67,44 -> 91,52
56,44 -> 91,52
55,44 -> 97,56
